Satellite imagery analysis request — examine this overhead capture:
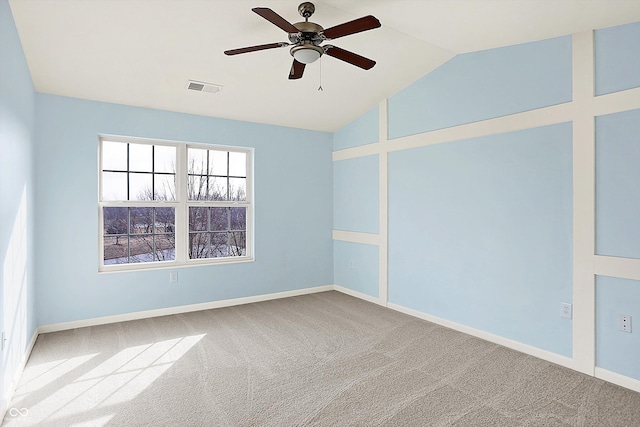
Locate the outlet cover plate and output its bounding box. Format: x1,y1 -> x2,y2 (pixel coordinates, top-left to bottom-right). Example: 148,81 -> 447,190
560,302 -> 572,319
619,314 -> 632,333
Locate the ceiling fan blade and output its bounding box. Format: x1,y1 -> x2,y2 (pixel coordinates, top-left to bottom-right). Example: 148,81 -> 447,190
289,59 -> 306,80
224,42 -> 288,56
324,45 -> 376,70
322,15 -> 381,40
252,7 -> 300,34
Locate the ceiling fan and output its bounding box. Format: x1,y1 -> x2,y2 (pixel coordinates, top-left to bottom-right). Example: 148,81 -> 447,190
224,2 -> 381,80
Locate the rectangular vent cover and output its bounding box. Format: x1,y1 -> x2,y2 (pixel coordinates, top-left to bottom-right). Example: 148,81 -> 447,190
186,80 -> 222,94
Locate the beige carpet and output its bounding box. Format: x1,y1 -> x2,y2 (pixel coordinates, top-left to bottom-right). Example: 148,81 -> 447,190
3,291 -> 640,426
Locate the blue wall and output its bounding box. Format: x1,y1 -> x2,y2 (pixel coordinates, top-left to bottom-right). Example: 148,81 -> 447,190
595,108 -> 640,259
388,123 -> 573,356
595,21 -> 640,95
333,241 -> 378,298
333,155 -> 379,234
333,105 -> 379,151
0,0 -> 37,412
34,94 -> 333,325
388,36 -> 572,139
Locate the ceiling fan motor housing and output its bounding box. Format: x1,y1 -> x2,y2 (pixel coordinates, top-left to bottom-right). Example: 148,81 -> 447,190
288,21 -> 324,44
289,20 -> 325,63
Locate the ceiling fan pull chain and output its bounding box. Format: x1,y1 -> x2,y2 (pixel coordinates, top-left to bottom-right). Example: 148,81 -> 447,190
318,56 -> 323,91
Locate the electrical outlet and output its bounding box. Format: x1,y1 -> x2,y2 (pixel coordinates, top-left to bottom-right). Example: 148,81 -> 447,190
169,271 -> 178,283
619,315 -> 632,333
560,302 -> 572,319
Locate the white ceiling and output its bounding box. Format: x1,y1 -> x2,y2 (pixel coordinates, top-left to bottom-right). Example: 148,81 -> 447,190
9,0 -> 640,132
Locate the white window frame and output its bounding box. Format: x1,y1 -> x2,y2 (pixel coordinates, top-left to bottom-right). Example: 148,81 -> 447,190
98,135 -> 254,272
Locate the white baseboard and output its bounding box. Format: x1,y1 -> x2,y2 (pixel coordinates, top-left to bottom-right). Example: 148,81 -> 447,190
334,285 -> 385,306
595,367 -> 640,393
386,302 -> 574,370
38,285 -> 334,334
1,329 -> 39,423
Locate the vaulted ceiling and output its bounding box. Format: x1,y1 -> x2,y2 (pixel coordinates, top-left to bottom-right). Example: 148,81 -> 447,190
9,0 -> 640,132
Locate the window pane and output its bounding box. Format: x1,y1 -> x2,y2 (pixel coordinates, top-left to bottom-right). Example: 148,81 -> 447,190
102,172 -> 127,201
154,234 -> 175,261
229,178 -> 246,201
154,174 -> 175,201
188,175 -> 208,200
189,232 -> 209,259
129,143 -> 152,172
229,231 -> 246,256
154,145 -> 176,173
129,235 -> 155,263
104,235 -> 129,265
229,151 -> 246,177
155,208 -> 175,233
210,208 -> 228,231
102,141 -> 127,171
130,173 -> 153,201
188,148 -> 207,175
209,150 -> 227,175
129,207 -> 153,234
209,232 -> 228,257
230,207 -> 246,230
209,177 -> 228,201
189,207 -> 209,231
103,207 -> 128,235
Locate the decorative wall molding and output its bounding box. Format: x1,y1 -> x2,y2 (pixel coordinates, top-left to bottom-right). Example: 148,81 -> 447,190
331,27 -> 640,391
332,230 -> 380,246
571,30 -> 597,376
595,256 -> 640,281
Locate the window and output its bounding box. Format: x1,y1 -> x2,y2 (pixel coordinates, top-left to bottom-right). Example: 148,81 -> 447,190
99,136 -> 252,271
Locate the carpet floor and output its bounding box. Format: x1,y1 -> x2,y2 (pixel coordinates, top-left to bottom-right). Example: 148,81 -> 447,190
3,291 -> 640,426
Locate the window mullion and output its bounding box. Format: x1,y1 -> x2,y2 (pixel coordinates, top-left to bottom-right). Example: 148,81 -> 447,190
175,143 -> 188,263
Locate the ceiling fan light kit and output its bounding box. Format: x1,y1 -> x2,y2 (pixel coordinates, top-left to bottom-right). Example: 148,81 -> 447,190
224,2 -> 381,80
291,44 -> 323,64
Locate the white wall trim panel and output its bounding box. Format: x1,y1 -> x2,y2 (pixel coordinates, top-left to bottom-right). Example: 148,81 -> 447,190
387,302 -> 574,370
594,86 -> 640,116
595,256 -> 640,281
332,230 -> 380,246
378,99 -> 389,306
572,30 -> 597,376
332,142 -> 381,161
387,102 -> 574,153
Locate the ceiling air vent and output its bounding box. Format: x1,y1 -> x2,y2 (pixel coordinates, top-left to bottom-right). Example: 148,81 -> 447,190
186,80 -> 222,94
